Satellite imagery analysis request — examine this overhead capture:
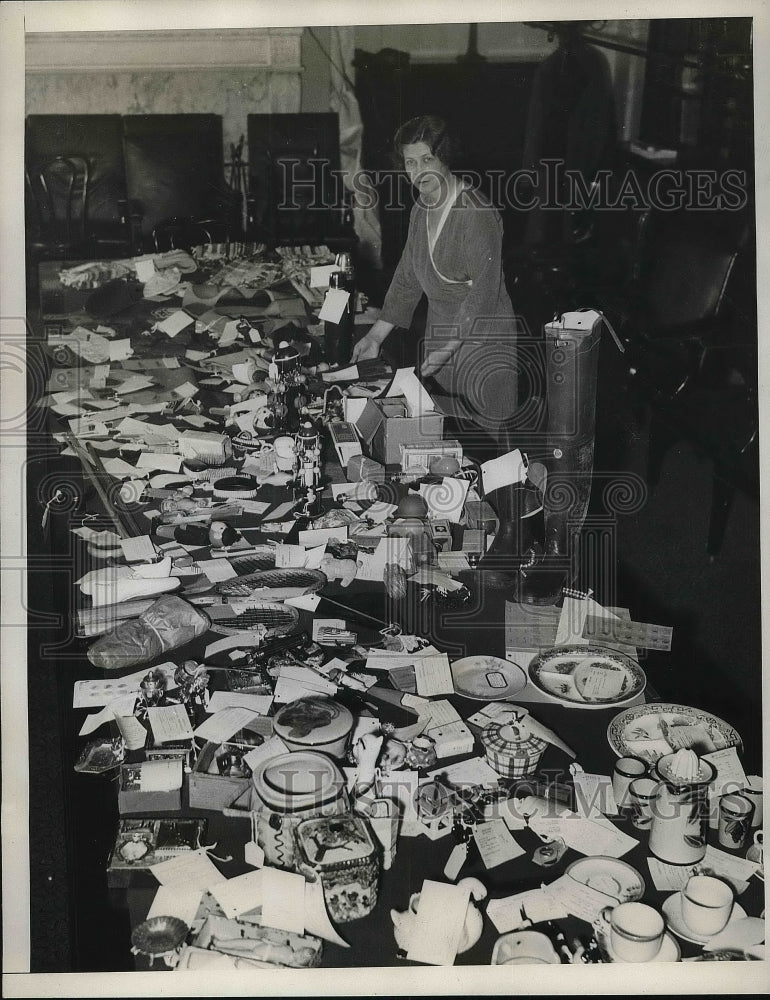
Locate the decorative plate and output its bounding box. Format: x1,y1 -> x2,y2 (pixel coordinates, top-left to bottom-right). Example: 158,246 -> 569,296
607,703 -> 742,764
565,856 -> 646,903
528,645 -> 646,709
450,655 -> 528,700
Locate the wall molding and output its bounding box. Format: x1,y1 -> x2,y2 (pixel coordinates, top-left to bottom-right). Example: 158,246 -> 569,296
25,27 -> 303,73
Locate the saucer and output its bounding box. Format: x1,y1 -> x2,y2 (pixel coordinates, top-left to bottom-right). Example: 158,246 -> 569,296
662,891 -> 748,945
604,930 -> 681,963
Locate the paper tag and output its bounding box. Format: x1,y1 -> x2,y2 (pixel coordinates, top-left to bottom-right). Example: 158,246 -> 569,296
406,880 -> 472,966
480,449 -> 526,494
318,287 -> 350,323
413,654 -> 454,697
151,849 -> 226,891
443,842 -> 468,881
119,534 -> 158,563
156,310 -> 193,337
146,704 -> 194,744
572,772 -> 618,817
198,558 -> 237,583
114,713 -> 148,750
473,819 -> 525,869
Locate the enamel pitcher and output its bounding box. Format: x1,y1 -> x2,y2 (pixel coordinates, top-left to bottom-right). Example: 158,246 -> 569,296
648,752 -> 716,865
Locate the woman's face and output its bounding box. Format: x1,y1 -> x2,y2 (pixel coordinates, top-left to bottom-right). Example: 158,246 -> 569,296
402,142 -> 451,203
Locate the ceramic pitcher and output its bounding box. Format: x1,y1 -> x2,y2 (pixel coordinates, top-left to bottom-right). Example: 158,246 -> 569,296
648,753 -> 716,865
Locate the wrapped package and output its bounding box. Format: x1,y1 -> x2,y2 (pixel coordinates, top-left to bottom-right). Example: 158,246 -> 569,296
87,595 -> 210,671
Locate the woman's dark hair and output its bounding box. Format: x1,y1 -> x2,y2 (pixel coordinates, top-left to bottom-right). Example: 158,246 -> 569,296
393,115 -> 460,168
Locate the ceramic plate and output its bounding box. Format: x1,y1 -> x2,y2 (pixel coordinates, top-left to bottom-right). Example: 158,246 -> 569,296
607,703 -> 742,763
662,892 -> 748,946
450,655 -> 528,700
527,645 -> 646,709
565,856 -> 646,903
602,930 -> 681,964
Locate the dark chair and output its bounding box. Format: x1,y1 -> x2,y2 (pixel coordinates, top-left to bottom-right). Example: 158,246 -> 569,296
247,113 -> 344,246
123,114 -> 236,246
26,114 -> 140,258
26,154 -> 90,258
613,209 -> 758,556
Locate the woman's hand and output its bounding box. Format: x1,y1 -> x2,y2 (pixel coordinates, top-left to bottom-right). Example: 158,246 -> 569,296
350,333 -> 382,365
350,319 -> 394,364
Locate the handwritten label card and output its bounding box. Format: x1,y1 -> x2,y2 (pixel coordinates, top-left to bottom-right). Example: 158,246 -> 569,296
147,704 -> 194,744
413,653 -> 454,697
473,820 -> 525,869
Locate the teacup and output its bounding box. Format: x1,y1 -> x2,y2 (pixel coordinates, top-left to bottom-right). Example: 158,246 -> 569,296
607,902 -> 665,962
681,874 -> 733,937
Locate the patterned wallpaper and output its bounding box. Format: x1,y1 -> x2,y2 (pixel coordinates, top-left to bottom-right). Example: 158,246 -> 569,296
25,68 -> 300,161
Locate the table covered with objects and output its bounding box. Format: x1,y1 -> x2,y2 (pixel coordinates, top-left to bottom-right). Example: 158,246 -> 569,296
30,242 -> 765,975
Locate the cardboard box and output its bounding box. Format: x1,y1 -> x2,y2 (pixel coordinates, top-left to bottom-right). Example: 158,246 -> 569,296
118,759 -> 183,815
188,741 -> 253,812
354,396 -> 444,467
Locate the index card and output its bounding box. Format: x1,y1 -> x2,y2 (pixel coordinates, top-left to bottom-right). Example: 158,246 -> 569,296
406,880 -> 472,966
113,713 -> 148,750
136,452 -> 183,473
298,526 -> 349,547
210,870 -> 266,919
114,375 -> 153,395
425,756 -> 500,788
487,889 -> 568,933
147,884 -> 202,927
108,339 -> 135,362
386,366 -> 435,416
134,257 -> 157,283
275,543 -> 307,568
703,746 -> 750,800
318,287 -> 350,323
243,736 -> 289,772
206,691 -> 273,716
480,449 -> 526,494
543,874 -> 617,923
647,858 -> 693,892
150,851 -> 225,891
413,653 -> 454,697
309,263 -> 341,287
193,707 -> 261,743
572,771 -> 618,817
473,820 -> 525,869
197,558 -> 237,583
147,703 -> 194,744
260,868 -> 306,934
139,758 -> 183,792
155,310 -> 193,337
119,534 -> 157,563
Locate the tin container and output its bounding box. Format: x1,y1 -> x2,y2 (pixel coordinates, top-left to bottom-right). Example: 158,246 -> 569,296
480,721 -> 547,779
295,814 -> 379,922
272,697 -> 354,759
251,751 -> 348,870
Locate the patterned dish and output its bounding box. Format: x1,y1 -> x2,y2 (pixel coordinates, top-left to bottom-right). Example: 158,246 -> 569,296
528,645 -> 646,709
607,703 -> 741,763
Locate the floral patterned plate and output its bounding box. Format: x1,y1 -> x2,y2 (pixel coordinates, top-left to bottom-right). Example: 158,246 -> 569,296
607,703 -> 742,763
527,645 -> 646,709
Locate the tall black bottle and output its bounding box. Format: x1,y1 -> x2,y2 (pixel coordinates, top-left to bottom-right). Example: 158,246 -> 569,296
324,253 -> 355,366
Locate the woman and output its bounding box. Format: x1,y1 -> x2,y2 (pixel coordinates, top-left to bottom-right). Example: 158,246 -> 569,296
350,115 -> 519,445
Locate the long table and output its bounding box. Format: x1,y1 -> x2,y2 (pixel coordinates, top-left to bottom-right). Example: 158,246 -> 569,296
29,253 -> 765,975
